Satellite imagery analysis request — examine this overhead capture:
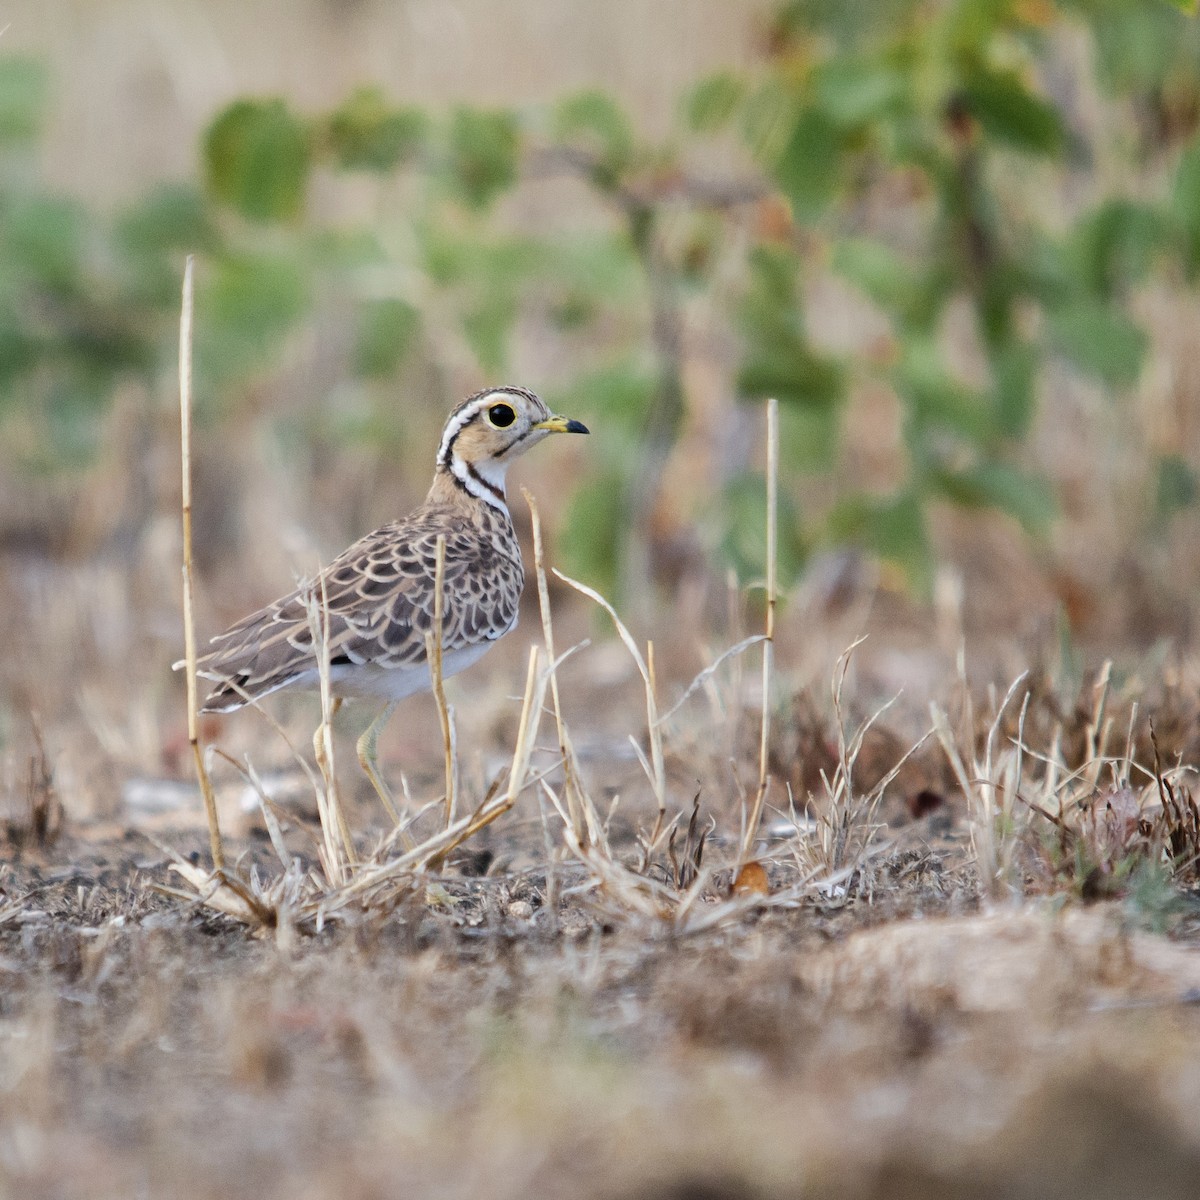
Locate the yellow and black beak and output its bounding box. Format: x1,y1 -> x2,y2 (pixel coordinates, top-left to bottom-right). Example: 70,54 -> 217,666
533,414 -> 590,435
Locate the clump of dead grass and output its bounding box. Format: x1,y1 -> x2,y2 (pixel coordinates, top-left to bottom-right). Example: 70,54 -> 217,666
1,717 -> 63,852
780,641 -> 926,905
934,657 -> 1200,909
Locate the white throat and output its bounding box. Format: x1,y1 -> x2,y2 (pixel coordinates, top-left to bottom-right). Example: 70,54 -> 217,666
450,451 -> 509,510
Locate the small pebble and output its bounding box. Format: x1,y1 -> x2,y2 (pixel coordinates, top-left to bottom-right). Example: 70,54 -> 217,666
507,899 -> 534,921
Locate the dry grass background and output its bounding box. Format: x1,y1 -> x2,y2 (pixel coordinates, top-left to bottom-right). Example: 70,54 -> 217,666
3,3 -> 1200,1198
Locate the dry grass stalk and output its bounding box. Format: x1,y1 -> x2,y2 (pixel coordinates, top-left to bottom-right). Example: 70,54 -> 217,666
534,420 -> 830,930
425,532 -> 458,828
3,718 -> 63,850
997,710 -> 1200,898
178,253 -> 224,871
653,635 -> 765,728
169,627 -> 553,931
318,645 -> 549,918
1082,660 -> 1114,790
933,672 -> 1030,900
787,641 -> 915,897
527,556 -> 717,924
523,489 -> 601,849
554,569 -> 668,848
305,578 -> 355,883
212,749 -> 296,871
742,395 -> 778,863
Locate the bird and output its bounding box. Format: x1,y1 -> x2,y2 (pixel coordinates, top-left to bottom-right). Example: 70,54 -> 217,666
183,385 -> 588,817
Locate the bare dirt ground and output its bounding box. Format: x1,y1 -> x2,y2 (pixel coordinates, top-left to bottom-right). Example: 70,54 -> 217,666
3,835 -> 1200,1200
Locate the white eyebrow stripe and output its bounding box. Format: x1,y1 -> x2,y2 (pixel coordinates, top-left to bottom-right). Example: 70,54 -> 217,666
436,398 -> 489,466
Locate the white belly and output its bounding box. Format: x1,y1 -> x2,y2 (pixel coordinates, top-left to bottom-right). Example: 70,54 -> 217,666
324,641 -> 497,701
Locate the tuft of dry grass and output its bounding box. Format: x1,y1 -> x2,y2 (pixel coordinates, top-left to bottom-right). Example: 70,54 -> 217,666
0,717 -> 63,851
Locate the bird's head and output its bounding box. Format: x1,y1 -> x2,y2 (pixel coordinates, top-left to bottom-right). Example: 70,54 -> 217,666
435,386 -> 588,506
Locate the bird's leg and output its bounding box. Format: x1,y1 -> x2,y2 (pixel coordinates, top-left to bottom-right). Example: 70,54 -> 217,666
356,701 -> 402,826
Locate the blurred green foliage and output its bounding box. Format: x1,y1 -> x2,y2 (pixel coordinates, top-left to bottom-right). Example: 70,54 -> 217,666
2,0 -> 1200,595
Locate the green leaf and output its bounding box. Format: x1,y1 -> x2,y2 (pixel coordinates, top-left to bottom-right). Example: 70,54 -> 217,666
931,461 -> 1055,533
779,400 -> 841,472
1069,200 -> 1168,301
832,238 -> 915,315
959,68 -> 1065,157
420,232 -> 547,371
738,345 -> 844,409
117,184 -> 218,258
1090,2 -> 1194,94
541,233 -> 641,311
1174,136 -> 1200,281
1013,232 -> 1075,309
991,341 -> 1038,440
326,87 -> 427,172
0,322 -> 40,390
740,78 -> 801,164
204,99 -> 311,222
306,227 -> 387,272
815,58 -> 906,128
1047,300 -> 1147,388
553,91 -> 634,182
355,298 -> 420,377
740,243 -> 800,328
1156,454 -> 1199,521
115,185 -> 222,305
0,57 -> 49,143
895,340 -> 992,444
738,245 -> 843,409
3,196 -> 85,293
447,107 -> 520,209
683,72 -> 746,133
772,105 -> 843,220
42,371 -> 112,468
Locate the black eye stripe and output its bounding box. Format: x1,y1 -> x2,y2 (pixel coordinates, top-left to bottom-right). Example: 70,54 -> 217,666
488,403 -> 516,428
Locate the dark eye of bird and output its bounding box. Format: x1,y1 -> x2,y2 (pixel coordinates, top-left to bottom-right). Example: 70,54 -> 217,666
488,403 -> 516,428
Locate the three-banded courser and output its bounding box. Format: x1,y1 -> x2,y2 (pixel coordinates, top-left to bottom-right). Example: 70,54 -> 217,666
184,386 -> 588,815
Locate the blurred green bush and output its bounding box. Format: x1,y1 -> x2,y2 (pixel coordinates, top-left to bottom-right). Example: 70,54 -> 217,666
2,0 -> 1200,597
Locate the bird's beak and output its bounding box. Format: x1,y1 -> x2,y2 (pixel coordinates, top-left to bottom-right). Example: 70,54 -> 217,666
533,415 -> 590,435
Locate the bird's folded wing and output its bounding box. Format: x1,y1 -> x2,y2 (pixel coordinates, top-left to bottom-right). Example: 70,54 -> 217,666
192,519 -> 521,707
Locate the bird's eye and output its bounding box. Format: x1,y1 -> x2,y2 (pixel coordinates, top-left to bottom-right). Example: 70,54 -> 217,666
488,403 -> 516,428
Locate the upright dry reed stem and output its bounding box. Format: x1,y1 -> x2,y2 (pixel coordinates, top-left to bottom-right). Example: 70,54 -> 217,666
425,533 -> 457,827
741,396 -> 778,861
505,646 -> 544,808
1084,661 -> 1113,789
309,577 -> 355,881
178,254 -> 224,871
523,489 -> 592,846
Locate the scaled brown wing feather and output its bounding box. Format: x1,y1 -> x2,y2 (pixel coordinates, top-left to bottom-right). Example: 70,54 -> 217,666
196,509 -> 522,711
